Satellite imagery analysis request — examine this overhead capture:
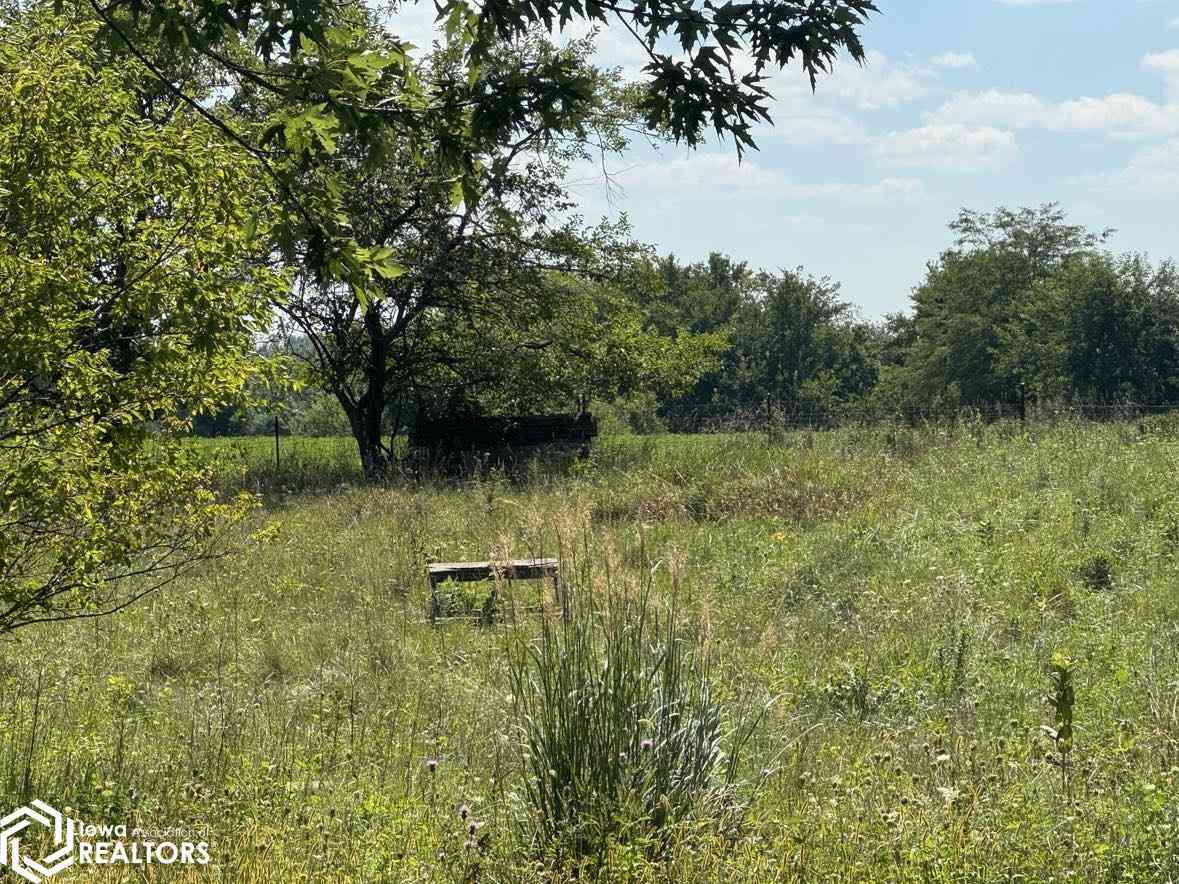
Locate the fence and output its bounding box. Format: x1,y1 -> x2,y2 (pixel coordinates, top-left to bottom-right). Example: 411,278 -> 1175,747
657,399 -> 1179,436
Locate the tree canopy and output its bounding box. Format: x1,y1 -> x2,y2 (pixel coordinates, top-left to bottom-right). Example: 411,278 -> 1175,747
76,0 -> 878,292
0,14 -> 282,631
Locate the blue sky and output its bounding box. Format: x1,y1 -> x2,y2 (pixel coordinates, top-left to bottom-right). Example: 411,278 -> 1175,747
398,2 -> 1179,318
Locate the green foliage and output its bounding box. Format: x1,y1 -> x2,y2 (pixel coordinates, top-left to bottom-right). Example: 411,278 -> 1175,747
594,391 -> 668,436
507,581 -> 755,865
641,256 -> 878,426
892,204 -> 1179,412
0,15 -> 282,631
1043,651 -> 1076,786
1020,253 -> 1179,404
287,392 -> 352,437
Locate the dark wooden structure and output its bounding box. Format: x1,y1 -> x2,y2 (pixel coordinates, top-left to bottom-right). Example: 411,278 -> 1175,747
409,413 -> 597,460
427,558 -> 563,623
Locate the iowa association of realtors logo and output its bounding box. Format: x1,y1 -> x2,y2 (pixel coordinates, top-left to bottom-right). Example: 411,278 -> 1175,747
0,800 -> 210,882
0,801 -> 75,883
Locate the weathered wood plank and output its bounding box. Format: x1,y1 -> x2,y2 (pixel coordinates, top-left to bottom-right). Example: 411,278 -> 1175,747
427,558 -> 559,583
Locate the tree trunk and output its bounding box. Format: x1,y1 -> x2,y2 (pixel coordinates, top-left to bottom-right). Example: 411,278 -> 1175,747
352,409 -> 389,481
350,304 -> 391,482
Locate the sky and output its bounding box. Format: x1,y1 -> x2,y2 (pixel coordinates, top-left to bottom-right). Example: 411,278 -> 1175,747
396,1 -> 1179,318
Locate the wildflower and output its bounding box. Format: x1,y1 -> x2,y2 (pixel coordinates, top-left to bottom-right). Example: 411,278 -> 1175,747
640,738 -> 653,751
458,804 -> 469,820
426,757 -> 439,773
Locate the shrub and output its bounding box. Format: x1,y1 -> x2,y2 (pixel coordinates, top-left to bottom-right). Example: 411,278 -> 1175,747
507,580 -> 758,866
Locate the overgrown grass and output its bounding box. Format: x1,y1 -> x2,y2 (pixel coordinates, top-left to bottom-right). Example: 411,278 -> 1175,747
189,435 -> 363,493
508,579 -> 760,870
2,417 -> 1179,880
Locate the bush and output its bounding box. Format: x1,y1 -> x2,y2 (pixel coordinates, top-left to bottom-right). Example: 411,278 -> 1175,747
288,393 -> 352,437
507,580 -> 759,867
594,392 -> 668,436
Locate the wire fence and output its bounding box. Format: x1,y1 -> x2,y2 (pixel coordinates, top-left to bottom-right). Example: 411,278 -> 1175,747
657,399 -> 1179,435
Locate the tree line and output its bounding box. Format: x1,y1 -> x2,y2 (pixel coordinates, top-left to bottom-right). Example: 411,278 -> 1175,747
212,203 -> 1179,439
635,204 -> 1179,430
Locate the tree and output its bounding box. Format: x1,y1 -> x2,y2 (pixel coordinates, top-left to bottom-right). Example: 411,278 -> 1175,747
651,261 -> 876,427
900,205 -> 1110,412
270,32 -> 720,476
638,253 -> 755,426
640,252 -> 755,336
0,14 -> 282,632
751,269 -> 874,420
1015,254 -> 1179,406
71,0 -> 878,294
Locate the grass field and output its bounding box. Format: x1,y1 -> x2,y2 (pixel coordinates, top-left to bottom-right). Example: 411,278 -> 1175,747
3,420 -> 1179,881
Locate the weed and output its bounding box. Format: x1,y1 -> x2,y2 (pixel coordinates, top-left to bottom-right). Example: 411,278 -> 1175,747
1077,553 -> 1115,592
1043,651 -> 1076,791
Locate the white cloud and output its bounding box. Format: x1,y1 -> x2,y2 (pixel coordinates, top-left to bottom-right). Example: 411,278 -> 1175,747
750,51 -> 942,146
601,152 -> 926,202
1143,49 -> 1179,96
930,89 -> 1047,127
928,49 -> 1179,138
1170,17 -> 1179,30
763,50 -> 934,112
871,124 -> 1018,172
929,88 -> 1179,139
769,112 -> 869,146
931,52 -> 978,69
1086,138 -> 1179,193
818,50 -> 935,110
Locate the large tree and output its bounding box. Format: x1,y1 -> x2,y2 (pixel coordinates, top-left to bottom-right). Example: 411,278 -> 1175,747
898,205 -> 1109,412
265,30 -> 723,476
0,14 -> 282,632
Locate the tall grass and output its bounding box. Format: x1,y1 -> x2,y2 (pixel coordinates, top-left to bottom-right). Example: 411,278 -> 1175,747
0,419 -> 1177,879
508,576 -> 759,867
189,435 -> 363,492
